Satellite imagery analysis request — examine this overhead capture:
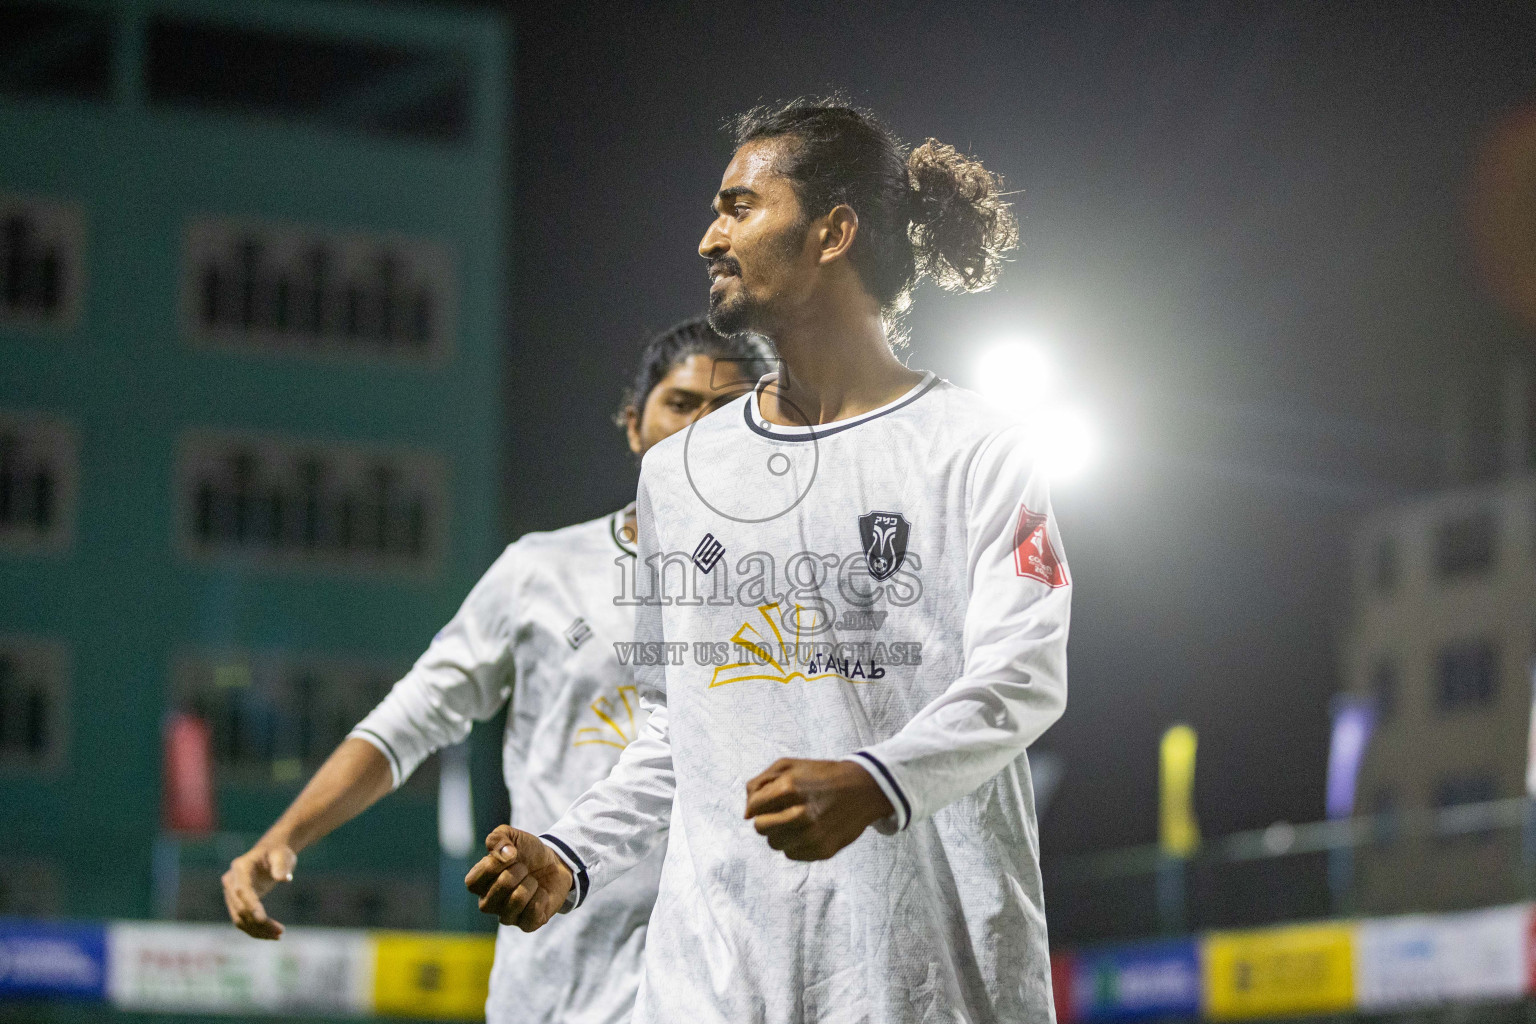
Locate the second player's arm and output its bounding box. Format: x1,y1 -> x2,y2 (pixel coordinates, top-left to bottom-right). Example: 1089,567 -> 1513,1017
221,738 -> 393,939
224,548 -> 521,939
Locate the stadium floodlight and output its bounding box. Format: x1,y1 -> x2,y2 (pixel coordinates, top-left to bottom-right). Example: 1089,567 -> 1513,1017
974,339 -> 1055,404
1028,404 -> 1098,482
973,340 -> 1098,482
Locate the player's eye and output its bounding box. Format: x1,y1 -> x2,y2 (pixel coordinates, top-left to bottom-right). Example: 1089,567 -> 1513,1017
733,204 -> 750,218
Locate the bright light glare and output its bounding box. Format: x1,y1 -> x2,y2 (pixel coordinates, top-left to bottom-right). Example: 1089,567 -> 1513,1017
1027,405 -> 1098,481
974,341 -> 1055,404
973,341 -> 1098,482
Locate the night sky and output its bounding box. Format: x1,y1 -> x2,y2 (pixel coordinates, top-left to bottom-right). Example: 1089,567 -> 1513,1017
473,0 -> 1536,856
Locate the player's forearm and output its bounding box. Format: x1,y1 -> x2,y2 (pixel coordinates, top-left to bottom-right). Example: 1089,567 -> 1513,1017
257,737 -> 394,853
542,707 -> 675,906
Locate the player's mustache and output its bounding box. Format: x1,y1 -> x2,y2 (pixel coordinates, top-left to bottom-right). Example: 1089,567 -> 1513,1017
708,257 -> 742,280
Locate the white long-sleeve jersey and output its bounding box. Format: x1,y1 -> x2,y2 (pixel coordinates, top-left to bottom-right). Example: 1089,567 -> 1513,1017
542,372 -> 1072,1023
350,508 -> 661,1024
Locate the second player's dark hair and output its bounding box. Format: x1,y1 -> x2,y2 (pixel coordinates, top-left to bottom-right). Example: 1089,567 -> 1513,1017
729,96 -> 1019,319
616,315 -> 776,427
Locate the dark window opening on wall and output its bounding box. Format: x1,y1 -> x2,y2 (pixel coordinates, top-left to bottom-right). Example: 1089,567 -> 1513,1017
0,416 -> 75,550
178,434 -> 445,573
1434,510 -> 1496,580
1436,640 -> 1498,710
146,20 -> 473,143
0,4 -> 112,102
1,197 -> 85,328
0,642 -> 66,769
183,219 -> 453,360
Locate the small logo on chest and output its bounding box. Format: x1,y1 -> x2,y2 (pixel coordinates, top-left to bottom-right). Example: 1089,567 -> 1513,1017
564,617 -> 593,650
692,532 -> 726,574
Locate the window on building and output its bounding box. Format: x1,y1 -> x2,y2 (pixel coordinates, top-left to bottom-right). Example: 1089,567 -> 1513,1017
173,655 -> 434,792
0,4 -> 112,102
0,414 -> 77,553
177,433 -> 446,574
181,218 -> 454,361
1434,510 -> 1496,580
1371,534 -> 1398,594
1369,659 -> 1398,722
146,20 -> 474,143
1436,640 -> 1499,710
1,195 -> 86,329
0,640 -> 67,770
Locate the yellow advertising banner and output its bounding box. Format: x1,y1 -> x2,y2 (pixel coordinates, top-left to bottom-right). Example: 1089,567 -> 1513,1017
1203,922 -> 1356,1020
372,931 -> 496,1021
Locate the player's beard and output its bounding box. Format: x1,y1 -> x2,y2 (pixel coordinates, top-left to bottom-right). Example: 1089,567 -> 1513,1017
707,219 -> 807,337
707,275 -> 754,336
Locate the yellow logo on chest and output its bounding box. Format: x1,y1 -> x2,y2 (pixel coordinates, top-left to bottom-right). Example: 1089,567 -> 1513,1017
572,684 -> 640,749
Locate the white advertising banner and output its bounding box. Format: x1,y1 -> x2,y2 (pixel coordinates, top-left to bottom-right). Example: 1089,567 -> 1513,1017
1355,903 -> 1530,1010
106,921 -> 372,1016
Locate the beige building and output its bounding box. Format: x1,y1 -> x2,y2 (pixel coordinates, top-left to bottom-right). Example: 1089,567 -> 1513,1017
1344,473 -> 1535,912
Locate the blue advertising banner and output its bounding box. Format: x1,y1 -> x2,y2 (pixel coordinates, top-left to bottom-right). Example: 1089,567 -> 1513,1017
0,919 -> 108,1000
1072,937 -> 1202,1021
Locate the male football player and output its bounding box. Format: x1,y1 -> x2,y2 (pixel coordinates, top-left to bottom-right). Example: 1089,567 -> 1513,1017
222,317 -> 773,1024
469,98 -> 1071,1023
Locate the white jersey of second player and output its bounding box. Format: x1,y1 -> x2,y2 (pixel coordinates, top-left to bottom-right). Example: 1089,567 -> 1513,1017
351,507 -> 658,1024
543,372 -> 1072,1023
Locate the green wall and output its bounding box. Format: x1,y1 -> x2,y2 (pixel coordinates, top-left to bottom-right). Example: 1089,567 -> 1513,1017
0,0 -> 509,923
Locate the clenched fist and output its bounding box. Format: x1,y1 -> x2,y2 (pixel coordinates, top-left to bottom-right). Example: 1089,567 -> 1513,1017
745,758 -> 895,861
465,825 -> 574,932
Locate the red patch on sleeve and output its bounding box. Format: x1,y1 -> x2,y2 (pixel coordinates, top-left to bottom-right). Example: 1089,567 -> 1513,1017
1013,505 -> 1069,588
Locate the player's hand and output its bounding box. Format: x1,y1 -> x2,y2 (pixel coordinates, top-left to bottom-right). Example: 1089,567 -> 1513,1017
465,825 -> 573,932
222,843 -> 297,940
745,758 -> 895,861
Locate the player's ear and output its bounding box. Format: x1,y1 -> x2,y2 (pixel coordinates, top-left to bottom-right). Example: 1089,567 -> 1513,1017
817,204 -> 859,265
625,406 -> 643,455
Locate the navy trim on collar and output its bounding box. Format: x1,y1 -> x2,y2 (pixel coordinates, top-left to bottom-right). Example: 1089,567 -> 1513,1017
743,374 -> 939,442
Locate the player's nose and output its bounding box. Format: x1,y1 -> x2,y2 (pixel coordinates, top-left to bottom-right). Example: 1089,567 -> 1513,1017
699,219 -> 729,260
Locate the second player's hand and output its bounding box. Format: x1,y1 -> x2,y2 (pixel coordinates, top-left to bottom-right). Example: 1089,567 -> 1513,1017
465,825 -> 573,932
745,758 -> 895,861
222,843 -> 298,940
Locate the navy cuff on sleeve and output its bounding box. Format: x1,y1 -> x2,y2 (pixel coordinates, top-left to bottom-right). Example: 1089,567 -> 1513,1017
849,750 -> 912,832
538,833 -> 590,910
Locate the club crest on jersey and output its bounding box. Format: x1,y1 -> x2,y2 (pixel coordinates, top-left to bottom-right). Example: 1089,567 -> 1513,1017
858,511 -> 910,582
1013,505 -> 1069,588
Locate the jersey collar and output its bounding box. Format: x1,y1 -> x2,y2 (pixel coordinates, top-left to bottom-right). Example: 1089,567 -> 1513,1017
744,370 -> 938,442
